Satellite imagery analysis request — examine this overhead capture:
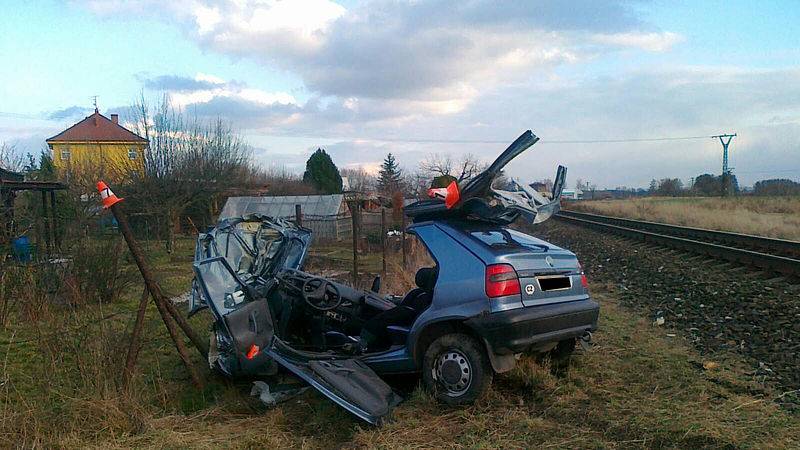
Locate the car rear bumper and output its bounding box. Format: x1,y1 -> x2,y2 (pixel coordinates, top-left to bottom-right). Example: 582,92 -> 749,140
465,297 -> 599,355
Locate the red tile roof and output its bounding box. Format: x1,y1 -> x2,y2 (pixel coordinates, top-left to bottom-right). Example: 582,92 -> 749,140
46,110 -> 148,143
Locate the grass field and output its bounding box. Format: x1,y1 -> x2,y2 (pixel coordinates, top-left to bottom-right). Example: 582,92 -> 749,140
566,196 -> 800,240
2,237 -> 799,448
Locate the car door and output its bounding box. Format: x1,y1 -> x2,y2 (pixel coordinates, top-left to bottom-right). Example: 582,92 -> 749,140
189,215 -> 311,316
193,256 -> 401,425
267,340 -> 402,425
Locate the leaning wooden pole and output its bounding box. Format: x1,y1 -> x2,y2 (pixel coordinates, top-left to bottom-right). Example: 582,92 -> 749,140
162,296 -> 208,358
97,181 -> 205,389
122,286 -> 150,387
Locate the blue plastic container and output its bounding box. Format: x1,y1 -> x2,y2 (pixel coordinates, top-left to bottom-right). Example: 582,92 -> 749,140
11,236 -> 31,263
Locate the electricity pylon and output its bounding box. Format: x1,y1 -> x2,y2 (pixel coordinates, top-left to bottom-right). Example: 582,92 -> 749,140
711,133 -> 736,196
711,133 -> 736,175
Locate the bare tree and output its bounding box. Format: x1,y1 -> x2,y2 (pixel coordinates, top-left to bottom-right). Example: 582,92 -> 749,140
125,94 -> 253,252
403,170 -> 430,199
419,153 -> 485,183
340,167 -> 376,193
0,142 -> 24,172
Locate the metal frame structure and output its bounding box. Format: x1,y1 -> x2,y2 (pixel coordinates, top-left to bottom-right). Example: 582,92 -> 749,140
0,178 -> 68,256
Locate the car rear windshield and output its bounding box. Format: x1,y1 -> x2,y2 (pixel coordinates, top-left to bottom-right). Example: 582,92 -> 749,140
466,227 -> 549,252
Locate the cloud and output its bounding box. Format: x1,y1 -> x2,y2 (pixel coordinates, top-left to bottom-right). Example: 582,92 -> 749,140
136,72 -> 299,127
71,1 -> 799,189
48,105 -> 93,120
184,96 -> 302,128
457,67 -> 800,187
76,0 -> 678,113
139,74 -> 227,92
134,65 -> 800,189
591,31 -> 684,52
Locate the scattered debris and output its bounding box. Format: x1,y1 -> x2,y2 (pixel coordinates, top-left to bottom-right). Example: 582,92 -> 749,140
250,381 -> 310,407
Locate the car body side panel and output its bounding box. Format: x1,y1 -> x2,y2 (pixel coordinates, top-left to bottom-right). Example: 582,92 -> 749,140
405,223 -> 493,366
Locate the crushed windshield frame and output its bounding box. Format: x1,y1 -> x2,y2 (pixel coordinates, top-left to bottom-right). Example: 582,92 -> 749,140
193,256 -> 252,320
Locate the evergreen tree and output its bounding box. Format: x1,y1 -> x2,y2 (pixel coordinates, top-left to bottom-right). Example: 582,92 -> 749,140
378,153 -> 403,194
303,148 -> 342,194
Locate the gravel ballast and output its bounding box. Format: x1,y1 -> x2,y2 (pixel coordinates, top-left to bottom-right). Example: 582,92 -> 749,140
527,219 -> 800,396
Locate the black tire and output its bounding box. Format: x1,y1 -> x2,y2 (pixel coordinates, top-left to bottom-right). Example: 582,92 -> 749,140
422,333 -> 492,405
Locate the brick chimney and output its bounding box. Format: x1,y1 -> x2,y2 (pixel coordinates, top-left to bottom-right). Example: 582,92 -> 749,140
111,114 -> 119,124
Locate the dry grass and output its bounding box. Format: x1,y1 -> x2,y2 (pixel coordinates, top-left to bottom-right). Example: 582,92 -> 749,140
568,196 -> 800,240
2,238 -> 799,448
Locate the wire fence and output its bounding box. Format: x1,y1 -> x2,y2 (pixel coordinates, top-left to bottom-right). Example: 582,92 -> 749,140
291,204 -> 422,290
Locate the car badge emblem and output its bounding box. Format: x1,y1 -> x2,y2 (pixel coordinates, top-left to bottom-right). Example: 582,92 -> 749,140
525,284 -> 535,295
545,256 -> 555,267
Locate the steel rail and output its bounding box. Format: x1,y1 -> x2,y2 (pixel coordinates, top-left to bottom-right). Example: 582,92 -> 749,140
555,213 -> 800,278
558,210 -> 800,259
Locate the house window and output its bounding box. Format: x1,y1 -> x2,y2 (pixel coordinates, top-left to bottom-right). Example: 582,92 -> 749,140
128,147 -> 138,160
60,147 -> 71,161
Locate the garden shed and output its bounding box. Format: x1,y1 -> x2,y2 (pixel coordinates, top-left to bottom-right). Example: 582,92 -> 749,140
220,194 -> 352,241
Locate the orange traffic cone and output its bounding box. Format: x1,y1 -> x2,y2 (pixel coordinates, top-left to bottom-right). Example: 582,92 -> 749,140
427,180 -> 460,209
96,180 -> 124,209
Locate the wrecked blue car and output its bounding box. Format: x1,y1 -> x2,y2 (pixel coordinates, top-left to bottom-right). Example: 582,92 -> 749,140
190,130 -> 599,424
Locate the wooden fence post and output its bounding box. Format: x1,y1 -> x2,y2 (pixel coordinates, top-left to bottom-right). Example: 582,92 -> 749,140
40,191 -> 50,256
351,202 -> 360,286
401,210 -> 407,268
381,208 -> 386,275
295,204 -> 302,227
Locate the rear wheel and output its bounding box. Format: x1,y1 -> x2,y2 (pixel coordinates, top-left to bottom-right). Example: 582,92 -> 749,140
422,333 -> 492,405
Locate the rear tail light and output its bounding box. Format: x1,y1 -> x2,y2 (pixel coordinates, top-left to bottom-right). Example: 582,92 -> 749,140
485,264 -> 520,298
578,261 -> 589,288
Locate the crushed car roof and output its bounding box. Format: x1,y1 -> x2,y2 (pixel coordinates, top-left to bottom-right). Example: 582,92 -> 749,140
405,130 -> 566,225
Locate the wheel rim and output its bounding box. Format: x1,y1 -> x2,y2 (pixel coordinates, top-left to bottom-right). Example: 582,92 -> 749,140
432,349 -> 472,396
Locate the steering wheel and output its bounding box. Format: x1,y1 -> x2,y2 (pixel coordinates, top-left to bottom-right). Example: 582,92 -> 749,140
301,277 -> 343,311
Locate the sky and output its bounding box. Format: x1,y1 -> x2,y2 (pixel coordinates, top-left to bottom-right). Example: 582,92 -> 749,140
1,0 -> 799,188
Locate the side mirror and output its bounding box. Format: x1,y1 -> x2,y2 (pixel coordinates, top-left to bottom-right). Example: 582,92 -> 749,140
370,276 -> 381,293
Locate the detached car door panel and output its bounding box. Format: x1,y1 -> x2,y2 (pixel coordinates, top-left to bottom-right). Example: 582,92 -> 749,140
268,342 -> 402,425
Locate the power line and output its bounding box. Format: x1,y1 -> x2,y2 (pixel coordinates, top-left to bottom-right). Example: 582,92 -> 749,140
294,134 -> 716,145
542,135 -> 712,144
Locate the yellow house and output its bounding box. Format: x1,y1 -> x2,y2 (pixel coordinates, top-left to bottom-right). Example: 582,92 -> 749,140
46,109 -> 148,181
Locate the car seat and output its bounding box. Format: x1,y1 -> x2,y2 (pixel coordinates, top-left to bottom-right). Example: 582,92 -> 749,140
361,267 -> 437,350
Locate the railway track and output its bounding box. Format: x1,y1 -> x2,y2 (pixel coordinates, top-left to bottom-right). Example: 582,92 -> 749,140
556,210 -> 800,280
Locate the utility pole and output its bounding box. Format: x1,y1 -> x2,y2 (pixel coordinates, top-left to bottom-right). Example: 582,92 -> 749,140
712,133 -> 736,175
711,133 -> 736,196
